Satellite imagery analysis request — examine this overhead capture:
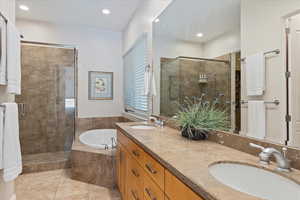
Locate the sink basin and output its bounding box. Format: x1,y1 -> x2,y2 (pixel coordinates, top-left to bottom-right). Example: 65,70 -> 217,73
209,162 -> 300,200
130,125 -> 155,130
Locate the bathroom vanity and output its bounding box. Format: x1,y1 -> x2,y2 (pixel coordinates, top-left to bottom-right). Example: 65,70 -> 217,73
116,124 -> 204,200
116,122 -> 300,200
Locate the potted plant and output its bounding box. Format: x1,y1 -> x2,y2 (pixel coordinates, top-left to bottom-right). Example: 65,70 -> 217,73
173,97 -> 229,140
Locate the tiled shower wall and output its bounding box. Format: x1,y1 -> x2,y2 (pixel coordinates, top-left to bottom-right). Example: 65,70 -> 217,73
16,44 -> 76,155
160,57 -> 231,117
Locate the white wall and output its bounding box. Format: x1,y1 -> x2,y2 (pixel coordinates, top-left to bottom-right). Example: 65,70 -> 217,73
16,19 -> 124,118
240,0 -> 300,144
0,0 -> 16,199
122,0 -> 172,55
203,28 -> 241,58
123,0 -> 173,115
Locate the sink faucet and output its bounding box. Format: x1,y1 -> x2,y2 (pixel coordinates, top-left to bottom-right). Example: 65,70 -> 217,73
149,115 -> 164,128
249,143 -> 291,172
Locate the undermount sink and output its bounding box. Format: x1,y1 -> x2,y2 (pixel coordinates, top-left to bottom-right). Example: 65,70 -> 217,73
209,162 -> 300,200
130,125 -> 156,130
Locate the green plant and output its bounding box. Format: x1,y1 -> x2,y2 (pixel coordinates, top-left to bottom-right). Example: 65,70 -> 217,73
173,97 -> 230,137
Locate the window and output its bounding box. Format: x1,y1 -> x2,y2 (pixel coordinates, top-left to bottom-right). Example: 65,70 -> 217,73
123,35 -> 149,116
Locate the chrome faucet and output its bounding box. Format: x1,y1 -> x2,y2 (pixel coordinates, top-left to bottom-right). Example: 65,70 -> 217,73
250,143 -> 291,172
149,116 -> 164,128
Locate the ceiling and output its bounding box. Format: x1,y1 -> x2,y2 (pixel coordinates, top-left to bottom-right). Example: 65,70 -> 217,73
15,0 -> 141,31
154,0 -> 241,43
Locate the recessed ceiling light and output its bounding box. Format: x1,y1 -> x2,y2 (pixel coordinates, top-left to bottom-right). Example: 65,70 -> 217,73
19,5 -> 29,11
154,18 -> 160,23
102,9 -> 111,15
196,33 -> 204,37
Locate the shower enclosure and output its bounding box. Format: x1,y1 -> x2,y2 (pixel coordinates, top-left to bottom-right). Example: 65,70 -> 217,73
160,57 -> 231,118
15,42 -> 77,172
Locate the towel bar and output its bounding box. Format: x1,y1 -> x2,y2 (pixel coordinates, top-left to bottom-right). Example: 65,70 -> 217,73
241,49 -> 280,62
240,99 -> 280,105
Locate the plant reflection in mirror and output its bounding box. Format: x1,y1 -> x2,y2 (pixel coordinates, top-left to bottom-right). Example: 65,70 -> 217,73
172,97 -> 230,140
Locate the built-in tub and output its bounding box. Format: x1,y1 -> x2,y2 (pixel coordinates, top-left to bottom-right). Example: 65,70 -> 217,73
72,129 -> 118,188
79,129 -> 117,149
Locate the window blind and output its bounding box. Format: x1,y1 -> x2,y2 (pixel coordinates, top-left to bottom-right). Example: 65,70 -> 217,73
123,36 -> 149,114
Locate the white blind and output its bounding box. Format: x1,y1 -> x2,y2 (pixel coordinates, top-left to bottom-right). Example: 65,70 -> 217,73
124,36 -> 149,113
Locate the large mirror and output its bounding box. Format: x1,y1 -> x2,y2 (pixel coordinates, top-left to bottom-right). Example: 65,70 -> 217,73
153,0 -> 300,149
153,0 -> 241,133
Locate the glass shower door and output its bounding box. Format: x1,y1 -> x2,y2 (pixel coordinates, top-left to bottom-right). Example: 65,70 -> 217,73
15,43 -> 76,172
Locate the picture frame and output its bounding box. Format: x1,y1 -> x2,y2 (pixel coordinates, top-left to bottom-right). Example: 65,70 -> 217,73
88,71 -> 113,100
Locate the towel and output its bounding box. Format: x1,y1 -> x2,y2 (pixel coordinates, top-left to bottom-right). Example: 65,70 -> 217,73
247,101 -> 266,140
6,22 -> 21,95
0,106 -> 4,169
0,16 -> 7,85
1,103 -> 22,182
151,72 -> 157,96
246,53 -> 265,96
144,66 -> 150,95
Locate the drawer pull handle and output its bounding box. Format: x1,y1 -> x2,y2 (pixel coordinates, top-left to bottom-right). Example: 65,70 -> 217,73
145,164 -> 157,174
131,190 -> 139,200
145,188 -> 157,200
131,169 -> 140,177
132,150 -> 140,157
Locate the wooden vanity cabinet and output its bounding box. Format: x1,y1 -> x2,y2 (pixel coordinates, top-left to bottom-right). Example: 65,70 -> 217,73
165,170 -> 204,200
116,143 -> 128,200
116,129 -> 205,200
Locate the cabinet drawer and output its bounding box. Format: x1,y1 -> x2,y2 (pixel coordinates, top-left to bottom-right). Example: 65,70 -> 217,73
143,175 -> 164,200
165,170 -> 204,200
127,156 -> 144,187
128,139 -> 145,165
142,152 -> 164,190
127,181 -> 144,200
118,130 -> 145,164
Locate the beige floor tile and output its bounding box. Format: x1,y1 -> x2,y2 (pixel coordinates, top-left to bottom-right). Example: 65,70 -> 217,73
16,189 -> 56,200
55,178 -> 90,199
16,169 -> 120,200
55,193 -> 89,200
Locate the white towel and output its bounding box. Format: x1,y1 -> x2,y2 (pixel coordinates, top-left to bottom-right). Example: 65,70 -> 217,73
246,53 -> 265,96
0,106 -> 4,169
1,103 -> 22,182
151,72 -> 157,96
6,22 -> 21,95
144,66 -> 150,96
0,16 -> 7,85
247,101 -> 266,140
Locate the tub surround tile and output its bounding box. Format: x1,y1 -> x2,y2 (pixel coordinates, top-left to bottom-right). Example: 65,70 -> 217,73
71,150 -> 116,188
76,116 -> 131,132
70,116 -> 132,188
116,122 -> 300,200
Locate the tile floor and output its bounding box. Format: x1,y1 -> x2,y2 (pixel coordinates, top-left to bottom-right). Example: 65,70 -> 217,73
16,169 -> 120,200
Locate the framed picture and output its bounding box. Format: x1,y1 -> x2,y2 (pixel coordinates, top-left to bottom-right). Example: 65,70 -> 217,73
88,71 -> 113,100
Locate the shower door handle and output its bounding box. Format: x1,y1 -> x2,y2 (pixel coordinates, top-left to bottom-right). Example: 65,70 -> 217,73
18,103 -> 26,119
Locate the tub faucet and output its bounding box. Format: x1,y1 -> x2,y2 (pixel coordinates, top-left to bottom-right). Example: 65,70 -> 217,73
249,143 -> 291,172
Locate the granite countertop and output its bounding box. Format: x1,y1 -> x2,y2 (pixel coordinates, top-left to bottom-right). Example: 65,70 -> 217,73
116,122 -> 300,200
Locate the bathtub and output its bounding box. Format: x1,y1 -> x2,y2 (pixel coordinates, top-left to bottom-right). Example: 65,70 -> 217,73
79,129 -> 117,149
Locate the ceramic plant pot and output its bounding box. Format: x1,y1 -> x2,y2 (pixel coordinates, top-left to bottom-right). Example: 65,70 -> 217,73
181,127 -> 208,140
